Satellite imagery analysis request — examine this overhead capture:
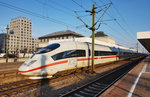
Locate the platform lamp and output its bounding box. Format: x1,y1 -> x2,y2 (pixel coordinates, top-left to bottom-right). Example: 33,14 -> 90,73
6,25 -> 9,63
5,25 -> 14,62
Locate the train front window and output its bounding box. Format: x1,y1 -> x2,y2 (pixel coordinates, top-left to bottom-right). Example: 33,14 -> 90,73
35,43 -> 60,54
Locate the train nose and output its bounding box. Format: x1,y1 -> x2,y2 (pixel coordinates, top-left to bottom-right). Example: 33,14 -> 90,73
18,60 -> 37,74
18,63 -> 30,74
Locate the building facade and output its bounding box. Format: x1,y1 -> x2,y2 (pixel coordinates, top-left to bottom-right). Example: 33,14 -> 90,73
38,30 -> 84,48
0,33 -> 6,53
93,31 -> 116,44
7,17 -> 38,54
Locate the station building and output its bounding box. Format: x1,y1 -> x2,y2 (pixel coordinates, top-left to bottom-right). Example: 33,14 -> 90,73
38,30 -> 84,48
38,30 -> 116,48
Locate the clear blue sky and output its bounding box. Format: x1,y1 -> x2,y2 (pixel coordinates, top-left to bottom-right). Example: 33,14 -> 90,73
0,0 -> 150,52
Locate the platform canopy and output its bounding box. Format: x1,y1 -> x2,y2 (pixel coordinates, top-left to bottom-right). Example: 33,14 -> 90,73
137,31 -> 150,53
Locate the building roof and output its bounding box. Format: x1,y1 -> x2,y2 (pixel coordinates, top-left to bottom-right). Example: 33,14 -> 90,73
90,31 -> 108,38
11,16 -> 31,21
95,31 -> 108,37
137,31 -> 150,53
39,30 -> 84,39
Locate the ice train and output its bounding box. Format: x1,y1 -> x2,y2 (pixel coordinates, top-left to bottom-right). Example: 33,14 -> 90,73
18,41 -> 144,79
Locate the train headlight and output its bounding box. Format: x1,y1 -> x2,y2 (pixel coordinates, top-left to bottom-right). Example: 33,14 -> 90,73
27,60 -> 37,66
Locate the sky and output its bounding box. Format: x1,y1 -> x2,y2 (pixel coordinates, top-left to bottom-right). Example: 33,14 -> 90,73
0,0 -> 150,52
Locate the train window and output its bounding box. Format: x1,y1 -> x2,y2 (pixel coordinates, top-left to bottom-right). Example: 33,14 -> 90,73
94,51 -> 117,56
124,52 -> 132,55
35,43 -> 60,54
52,50 -> 86,60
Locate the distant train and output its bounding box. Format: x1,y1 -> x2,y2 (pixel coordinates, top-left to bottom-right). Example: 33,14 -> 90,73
18,41 -> 145,79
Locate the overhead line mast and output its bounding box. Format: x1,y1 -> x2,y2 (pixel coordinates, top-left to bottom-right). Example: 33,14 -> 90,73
75,3 -> 112,73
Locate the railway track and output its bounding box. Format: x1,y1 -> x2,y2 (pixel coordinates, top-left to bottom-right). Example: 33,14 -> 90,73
60,57 -> 145,97
0,57 -> 145,96
0,71 -> 82,96
0,79 -> 40,96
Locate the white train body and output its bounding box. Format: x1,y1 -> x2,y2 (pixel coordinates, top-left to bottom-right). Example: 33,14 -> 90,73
18,41 -> 142,79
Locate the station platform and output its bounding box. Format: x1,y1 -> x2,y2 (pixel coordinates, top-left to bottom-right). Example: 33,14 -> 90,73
101,56 -> 150,97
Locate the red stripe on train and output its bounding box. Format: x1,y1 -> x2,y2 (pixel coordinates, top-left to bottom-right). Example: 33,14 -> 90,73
77,57 -> 98,61
18,60 -> 68,73
19,56 -> 117,73
101,56 -> 117,59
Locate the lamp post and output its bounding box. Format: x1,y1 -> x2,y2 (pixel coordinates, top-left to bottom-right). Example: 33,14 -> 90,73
6,25 -> 9,63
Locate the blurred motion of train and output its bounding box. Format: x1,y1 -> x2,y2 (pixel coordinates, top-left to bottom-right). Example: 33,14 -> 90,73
18,40 -> 146,79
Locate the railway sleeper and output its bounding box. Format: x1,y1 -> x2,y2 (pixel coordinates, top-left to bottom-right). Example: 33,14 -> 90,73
87,86 -> 101,90
91,84 -> 106,89
79,90 -> 95,96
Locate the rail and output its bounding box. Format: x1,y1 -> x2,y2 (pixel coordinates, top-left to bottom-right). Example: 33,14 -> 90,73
60,56 -> 145,97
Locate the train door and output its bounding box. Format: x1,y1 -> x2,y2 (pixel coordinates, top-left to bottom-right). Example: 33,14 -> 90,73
68,57 -> 77,68
76,50 -> 87,68
86,43 -> 91,68
64,50 -> 78,69
81,42 -> 90,68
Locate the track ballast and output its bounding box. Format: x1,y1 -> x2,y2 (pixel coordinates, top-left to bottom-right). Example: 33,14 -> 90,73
60,57 -> 145,97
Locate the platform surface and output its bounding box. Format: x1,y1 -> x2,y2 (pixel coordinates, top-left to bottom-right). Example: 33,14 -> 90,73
101,56 -> 150,97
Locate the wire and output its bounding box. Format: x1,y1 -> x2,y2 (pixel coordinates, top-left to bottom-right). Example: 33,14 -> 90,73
104,23 -> 130,42
0,1 -> 74,27
89,0 -> 134,46
79,14 -> 91,18
98,0 -> 106,5
35,0 -> 76,17
92,0 -> 136,42
47,0 -> 74,12
36,0 -> 91,32
72,0 -> 91,23
109,0 -> 136,40
72,0 -> 87,10
94,3 -> 112,29
74,11 -> 89,28
74,0 -> 112,32
114,19 -> 135,40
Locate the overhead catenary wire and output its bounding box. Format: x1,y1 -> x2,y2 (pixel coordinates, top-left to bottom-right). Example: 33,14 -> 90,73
109,0 -> 136,40
90,0 -> 136,42
101,10 -> 135,40
104,23 -> 131,42
74,2 -> 112,31
35,0 -> 76,17
74,11 -> 90,28
0,1 -> 92,35
72,0 -> 91,23
72,0 -> 87,10
94,3 -> 112,29
89,1 -> 134,48
78,14 -> 91,18
98,0 -> 107,5
0,1 -> 74,27
105,0 -> 136,40
35,0 -> 90,33
47,0 -> 75,12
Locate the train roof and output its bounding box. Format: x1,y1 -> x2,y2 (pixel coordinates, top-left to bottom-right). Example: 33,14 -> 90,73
48,37 -> 139,53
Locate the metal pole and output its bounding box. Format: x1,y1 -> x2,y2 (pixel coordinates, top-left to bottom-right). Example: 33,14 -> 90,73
91,4 -> 95,74
6,25 -> 9,63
